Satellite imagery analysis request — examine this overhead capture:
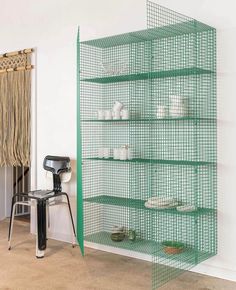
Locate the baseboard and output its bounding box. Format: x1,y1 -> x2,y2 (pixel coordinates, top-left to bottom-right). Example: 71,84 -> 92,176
84,241 -> 152,262
192,263 -> 236,282
47,231 -> 74,244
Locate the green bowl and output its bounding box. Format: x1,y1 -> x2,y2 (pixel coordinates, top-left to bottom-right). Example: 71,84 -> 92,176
161,241 -> 185,249
111,232 -> 125,242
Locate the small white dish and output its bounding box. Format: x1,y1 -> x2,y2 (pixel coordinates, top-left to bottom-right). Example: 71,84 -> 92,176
176,205 -> 197,212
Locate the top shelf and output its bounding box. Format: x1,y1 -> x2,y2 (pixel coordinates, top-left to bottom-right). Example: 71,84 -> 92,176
81,20 -> 215,48
81,67 -> 214,84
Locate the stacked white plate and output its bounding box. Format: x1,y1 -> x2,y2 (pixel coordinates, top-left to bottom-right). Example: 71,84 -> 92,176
145,196 -> 179,209
176,205 -> 197,212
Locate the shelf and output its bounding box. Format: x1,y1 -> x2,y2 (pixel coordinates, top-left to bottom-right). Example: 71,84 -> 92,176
85,231 -> 214,265
81,67 -> 213,84
81,20 -> 214,48
84,195 -> 215,217
81,117 -> 216,123
84,157 -> 216,166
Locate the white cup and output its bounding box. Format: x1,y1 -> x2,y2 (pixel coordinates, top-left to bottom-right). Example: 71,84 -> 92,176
120,147 -> 128,160
127,147 -> 133,160
112,110 -> 121,120
98,148 -> 104,158
103,148 -> 111,159
113,101 -> 123,112
97,110 -> 105,120
121,109 -> 129,120
156,105 -> 167,119
113,148 -> 121,159
169,95 -> 187,117
104,110 -> 113,120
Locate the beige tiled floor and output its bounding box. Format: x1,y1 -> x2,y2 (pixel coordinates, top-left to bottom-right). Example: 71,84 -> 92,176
0,219 -> 235,290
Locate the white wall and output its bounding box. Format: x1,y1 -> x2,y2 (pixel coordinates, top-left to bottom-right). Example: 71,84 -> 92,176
0,167 -> 12,220
0,0 -> 146,236
0,0 -> 236,283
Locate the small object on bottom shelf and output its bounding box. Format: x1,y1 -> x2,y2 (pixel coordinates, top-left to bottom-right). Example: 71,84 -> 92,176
111,225 -> 125,242
162,241 -> 185,255
128,229 -> 136,242
110,232 -> 125,242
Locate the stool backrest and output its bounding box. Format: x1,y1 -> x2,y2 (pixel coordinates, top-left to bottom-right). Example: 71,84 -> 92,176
43,155 -> 71,192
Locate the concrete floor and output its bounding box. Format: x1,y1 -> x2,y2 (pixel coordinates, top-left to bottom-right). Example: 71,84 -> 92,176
0,220 -> 235,290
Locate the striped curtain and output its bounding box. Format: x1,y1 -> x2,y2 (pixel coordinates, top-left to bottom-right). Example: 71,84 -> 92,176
0,53 -> 31,166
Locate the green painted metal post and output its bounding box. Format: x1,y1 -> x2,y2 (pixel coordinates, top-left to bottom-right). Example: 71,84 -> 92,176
76,27 -> 84,256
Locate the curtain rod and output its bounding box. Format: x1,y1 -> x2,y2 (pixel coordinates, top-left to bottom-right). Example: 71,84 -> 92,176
0,65 -> 34,74
0,48 -> 34,59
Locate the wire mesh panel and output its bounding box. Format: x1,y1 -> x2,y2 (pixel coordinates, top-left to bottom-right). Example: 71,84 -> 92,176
146,1 -> 216,289
78,1 -> 216,289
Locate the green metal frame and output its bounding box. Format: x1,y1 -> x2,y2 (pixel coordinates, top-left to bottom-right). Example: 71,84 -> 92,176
77,1 -> 217,288
77,27 -> 84,255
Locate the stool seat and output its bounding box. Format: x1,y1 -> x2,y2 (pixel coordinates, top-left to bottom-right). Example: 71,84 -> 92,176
28,190 -> 54,198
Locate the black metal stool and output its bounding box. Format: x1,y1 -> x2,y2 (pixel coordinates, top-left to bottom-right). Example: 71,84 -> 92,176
8,155 -> 77,258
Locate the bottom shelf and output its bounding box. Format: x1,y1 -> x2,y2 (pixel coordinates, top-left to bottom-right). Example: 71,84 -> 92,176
84,231 -> 214,265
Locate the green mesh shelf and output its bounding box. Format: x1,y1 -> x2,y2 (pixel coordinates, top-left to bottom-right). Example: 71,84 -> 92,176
78,1 -> 217,289
85,231 -> 214,265
81,20 -> 214,48
84,195 -> 215,217
81,117 -> 216,123
81,68 -> 213,84
85,231 -> 155,255
84,157 -> 215,166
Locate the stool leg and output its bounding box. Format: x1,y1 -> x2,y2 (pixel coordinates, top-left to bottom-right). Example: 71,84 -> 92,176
46,201 -> 50,239
8,197 -> 17,251
63,193 -> 76,247
35,200 -> 45,259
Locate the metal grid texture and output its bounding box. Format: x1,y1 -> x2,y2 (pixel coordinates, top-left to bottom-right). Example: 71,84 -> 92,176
78,1 -> 216,289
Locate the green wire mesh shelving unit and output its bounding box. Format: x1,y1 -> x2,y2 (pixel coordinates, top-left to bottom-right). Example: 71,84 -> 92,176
77,1 -> 217,289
